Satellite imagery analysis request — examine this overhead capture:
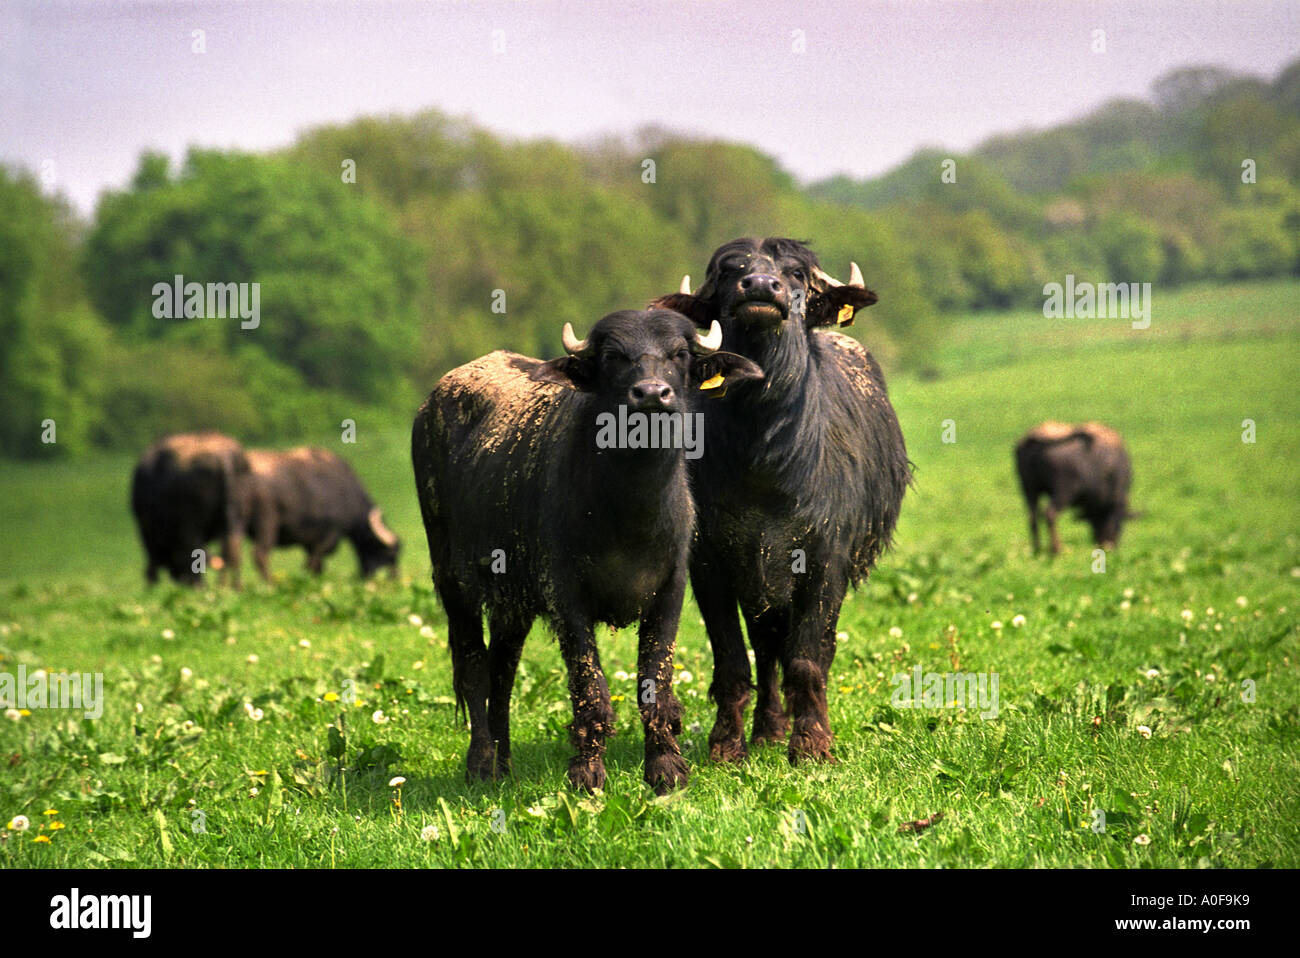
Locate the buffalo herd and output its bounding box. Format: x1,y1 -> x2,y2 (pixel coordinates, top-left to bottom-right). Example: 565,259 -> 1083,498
130,236 -> 1134,792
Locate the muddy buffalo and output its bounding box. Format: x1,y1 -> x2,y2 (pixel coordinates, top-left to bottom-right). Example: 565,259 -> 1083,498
1015,421 -> 1133,554
247,447 -> 400,580
130,432 -> 255,587
652,237 -> 912,766
412,309 -> 762,792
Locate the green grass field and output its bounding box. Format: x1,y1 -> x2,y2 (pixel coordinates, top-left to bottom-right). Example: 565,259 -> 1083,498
1,279 -> 1297,867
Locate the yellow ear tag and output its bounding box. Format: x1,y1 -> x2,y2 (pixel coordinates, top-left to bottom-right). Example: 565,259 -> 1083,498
836,304 -> 856,326
699,373 -> 725,390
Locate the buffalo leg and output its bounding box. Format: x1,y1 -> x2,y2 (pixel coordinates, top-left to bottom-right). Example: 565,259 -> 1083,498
691,556 -> 751,763
556,619 -> 615,792
746,608 -> 789,745
638,567 -> 688,794
440,580 -> 495,782
486,611 -> 529,778
783,581 -> 843,765
1026,496 -> 1041,554
1045,502 -> 1062,555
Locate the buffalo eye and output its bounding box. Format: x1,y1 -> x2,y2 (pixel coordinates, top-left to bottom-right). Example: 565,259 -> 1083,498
789,268 -> 806,283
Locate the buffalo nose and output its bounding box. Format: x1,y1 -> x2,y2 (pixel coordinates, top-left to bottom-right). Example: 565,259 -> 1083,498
740,273 -> 782,297
630,380 -> 674,408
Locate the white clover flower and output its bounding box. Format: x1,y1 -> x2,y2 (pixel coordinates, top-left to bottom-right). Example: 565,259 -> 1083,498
249,787 -> 260,798
1137,725 -> 1152,739
836,631 -> 850,641
991,621 -> 1004,631
1181,609 -> 1194,622
1145,668 -> 1160,679
180,667 -> 193,680
419,625 -> 435,639
420,824 -> 439,841
525,806 -> 546,818
1120,600 -> 1131,610
613,670 -> 630,682
244,703 -> 264,721
4,709 -> 20,722
408,614 -> 423,627
413,660 -> 425,670
388,776 -> 406,788
677,670 -> 693,684
8,815 -> 30,831
135,702 -> 144,714
372,709 -> 388,725
1011,614 -> 1026,628
1205,673 -> 1216,683
1236,596 -> 1248,608
161,629 -> 175,640
1134,834 -> 1151,846
1123,588 -> 1135,599
246,654 -> 259,664
1205,607 -> 1215,617
888,627 -> 902,639
298,639 -> 311,649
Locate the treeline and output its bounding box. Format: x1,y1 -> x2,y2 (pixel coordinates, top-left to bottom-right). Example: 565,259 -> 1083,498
2,61 -> 1298,457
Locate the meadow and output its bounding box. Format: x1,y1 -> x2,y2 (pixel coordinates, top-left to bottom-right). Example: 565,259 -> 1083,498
1,279 -> 1296,868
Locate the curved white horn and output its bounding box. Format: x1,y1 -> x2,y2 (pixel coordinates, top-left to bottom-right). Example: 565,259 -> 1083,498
368,508 -> 398,548
694,320 -> 722,352
849,262 -> 864,287
561,322 -> 589,356
679,274 -> 692,295
813,266 -> 843,288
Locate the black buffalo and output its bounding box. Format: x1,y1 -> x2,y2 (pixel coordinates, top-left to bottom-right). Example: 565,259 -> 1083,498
130,432 -> 255,587
411,309 -> 762,792
652,237 -> 911,765
1015,421 -> 1133,554
247,447 -> 400,580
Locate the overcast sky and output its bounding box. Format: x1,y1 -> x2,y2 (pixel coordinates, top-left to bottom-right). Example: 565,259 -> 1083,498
3,0 -> 1298,216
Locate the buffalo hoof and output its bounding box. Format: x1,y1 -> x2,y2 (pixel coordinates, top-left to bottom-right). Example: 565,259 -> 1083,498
788,725 -> 835,766
567,755 -> 607,793
708,728 -> 748,764
645,750 -> 689,795
751,710 -> 789,745
465,745 -> 503,782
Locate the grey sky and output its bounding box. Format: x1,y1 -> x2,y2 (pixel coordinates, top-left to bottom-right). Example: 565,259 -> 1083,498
3,0 -> 1298,216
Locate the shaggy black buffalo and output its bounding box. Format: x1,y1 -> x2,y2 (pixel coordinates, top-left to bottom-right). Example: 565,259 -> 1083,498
247,447 -> 400,580
130,432 -> 255,587
411,309 -> 762,792
1015,421 -> 1133,554
652,237 -> 911,765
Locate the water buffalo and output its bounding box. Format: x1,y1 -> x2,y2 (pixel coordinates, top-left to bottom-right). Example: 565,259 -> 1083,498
247,447 -> 400,580
411,309 -> 762,792
130,432 -> 255,587
1015,421 -> 1133,554
651,237 -> 912,765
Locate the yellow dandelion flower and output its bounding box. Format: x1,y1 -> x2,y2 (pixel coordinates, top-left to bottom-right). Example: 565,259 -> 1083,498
323,692 -> 340,702
49,822 -> 65,831
43,809 -> 58,816
34,834 -> 51,843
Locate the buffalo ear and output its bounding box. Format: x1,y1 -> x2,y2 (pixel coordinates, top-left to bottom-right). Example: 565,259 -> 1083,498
531,356 -> 596,391
649,292 -> 715,328
692,351 -> 764,395
807,285 -> 878,328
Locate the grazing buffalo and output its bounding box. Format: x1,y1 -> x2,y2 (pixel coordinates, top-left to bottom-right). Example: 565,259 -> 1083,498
1015,421 -> 1133,554
651,237 -> 911,765
411,309 -> 762,792
130,432 -> 255,587
247,447 -> 400,580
